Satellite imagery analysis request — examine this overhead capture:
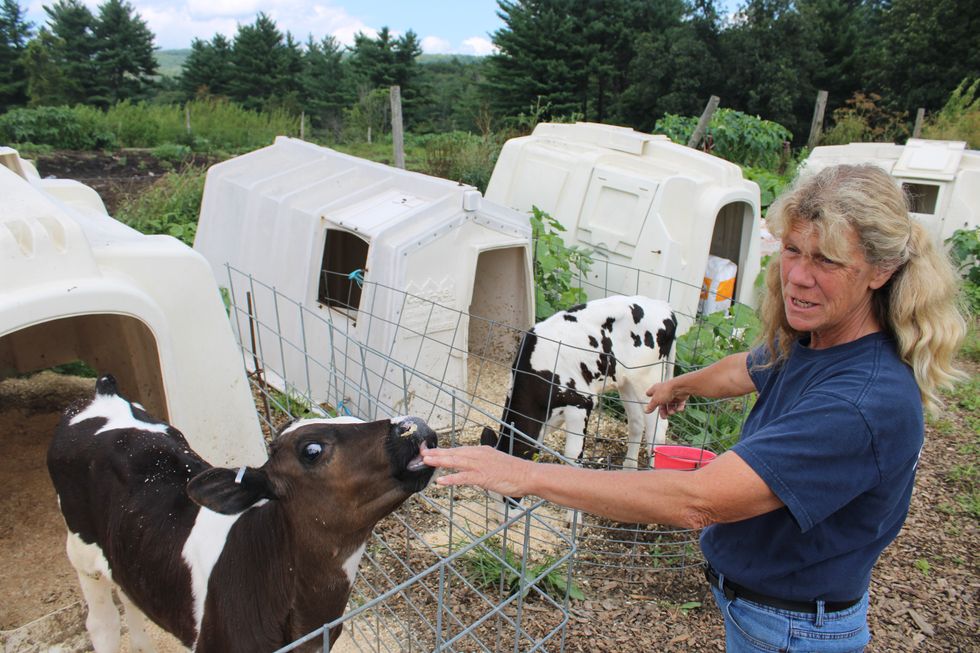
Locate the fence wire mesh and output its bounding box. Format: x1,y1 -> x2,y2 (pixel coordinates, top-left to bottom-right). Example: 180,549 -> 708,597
222,254 -> 755,650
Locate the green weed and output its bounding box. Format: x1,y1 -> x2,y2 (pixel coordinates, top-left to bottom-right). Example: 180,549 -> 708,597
456,538 -> 584,602
530,206 -> 593,320
114,168 -> 206,246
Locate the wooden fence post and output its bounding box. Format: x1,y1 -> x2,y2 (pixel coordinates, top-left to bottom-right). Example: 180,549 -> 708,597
912,108 -> 925,138
390,85 -> 405,169
688,95 -> 720,149
807,90 -> 829,149
185,105 -> 191,135
300,111 -> 305,140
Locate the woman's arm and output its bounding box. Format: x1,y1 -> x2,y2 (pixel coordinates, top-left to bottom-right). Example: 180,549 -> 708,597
420,444 -> 782,530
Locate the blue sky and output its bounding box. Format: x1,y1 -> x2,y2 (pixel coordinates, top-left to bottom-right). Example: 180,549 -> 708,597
24,0 -> 506,54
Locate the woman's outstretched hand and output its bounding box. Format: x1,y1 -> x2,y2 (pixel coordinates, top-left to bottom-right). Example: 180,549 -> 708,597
420,444 -> 532,498
645,380 -> 690,418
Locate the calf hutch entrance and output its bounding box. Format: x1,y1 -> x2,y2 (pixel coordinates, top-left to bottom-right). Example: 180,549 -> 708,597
0,149 -> 264,649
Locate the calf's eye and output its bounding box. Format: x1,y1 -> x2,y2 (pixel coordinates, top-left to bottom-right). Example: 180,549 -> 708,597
302,442 -> 323,462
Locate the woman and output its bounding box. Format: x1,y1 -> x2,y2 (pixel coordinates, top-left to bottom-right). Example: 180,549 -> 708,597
420,164 -> 966,651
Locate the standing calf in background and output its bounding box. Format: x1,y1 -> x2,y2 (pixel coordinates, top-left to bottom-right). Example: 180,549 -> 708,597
48,375 -> 438,653
482,295 -> 678,471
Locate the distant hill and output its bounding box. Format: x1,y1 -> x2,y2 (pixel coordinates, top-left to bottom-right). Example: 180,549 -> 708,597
156,49 -> 190,78
154,48 -> 482,78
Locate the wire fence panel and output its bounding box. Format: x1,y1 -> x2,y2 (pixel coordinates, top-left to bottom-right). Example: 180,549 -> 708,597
222,258 -> 755,649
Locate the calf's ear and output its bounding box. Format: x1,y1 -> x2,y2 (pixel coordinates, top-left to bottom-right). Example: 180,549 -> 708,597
187,467 -> 276,514
480,426 -> 499,447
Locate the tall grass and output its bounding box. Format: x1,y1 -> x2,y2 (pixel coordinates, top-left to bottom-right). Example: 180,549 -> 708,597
105,98 -> 300,151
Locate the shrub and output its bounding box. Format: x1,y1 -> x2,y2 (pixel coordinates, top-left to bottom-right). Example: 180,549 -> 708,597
530,206 -> 593,320
654,109 -> 792,169
923,78 -> 980,149
821,92 -> 909,145
0,106 -> 117,150
114,168 -> 206,246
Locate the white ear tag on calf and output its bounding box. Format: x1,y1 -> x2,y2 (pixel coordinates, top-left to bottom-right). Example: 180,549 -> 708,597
234,466 -> 246,484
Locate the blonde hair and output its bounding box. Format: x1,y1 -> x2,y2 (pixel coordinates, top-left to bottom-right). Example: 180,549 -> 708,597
759,164 -> 966,415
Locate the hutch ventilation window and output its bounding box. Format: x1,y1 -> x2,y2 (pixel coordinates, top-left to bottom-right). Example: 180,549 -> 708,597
318,228 -> 368,314
902,182 -> 939,215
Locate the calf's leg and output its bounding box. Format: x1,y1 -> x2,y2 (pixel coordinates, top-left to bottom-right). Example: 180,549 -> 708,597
66,532 -> 121,653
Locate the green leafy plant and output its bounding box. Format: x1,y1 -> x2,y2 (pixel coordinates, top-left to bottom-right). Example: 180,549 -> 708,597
913,558 -> 930,576
115,168 -> 206,246
946,227 -> 980,315
668,305 -> 761,452
922,78 -> 979,148
654,109 -> 792,169
530,206 -> 593,320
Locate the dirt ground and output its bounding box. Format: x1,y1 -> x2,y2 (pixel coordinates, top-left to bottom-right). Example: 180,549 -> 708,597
2,150 -> 977,651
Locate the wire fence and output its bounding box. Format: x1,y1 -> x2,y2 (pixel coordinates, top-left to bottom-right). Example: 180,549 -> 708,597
222,255 -> 756,649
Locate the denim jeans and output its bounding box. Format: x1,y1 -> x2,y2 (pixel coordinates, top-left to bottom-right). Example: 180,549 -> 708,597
710,584 -> 871,652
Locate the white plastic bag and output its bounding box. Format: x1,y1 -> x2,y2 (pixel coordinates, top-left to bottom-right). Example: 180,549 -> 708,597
699,255 -> 738,314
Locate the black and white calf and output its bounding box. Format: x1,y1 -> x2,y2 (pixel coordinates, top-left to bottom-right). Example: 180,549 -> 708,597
482,295 -> 677,470
47,375 -> 437,653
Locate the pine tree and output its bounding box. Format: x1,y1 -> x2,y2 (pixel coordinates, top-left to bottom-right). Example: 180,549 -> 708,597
301,34 -> 353,136
228,13 -> 285,111
22,27 -> 68,105
484,0 -> 589,121
92,0 -> 157,105
0,0 -> 33,110
41,0 -> 99,105
180,34 -> 232,99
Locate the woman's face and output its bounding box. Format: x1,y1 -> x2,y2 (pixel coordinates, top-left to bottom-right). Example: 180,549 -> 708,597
780,221 -> 893,349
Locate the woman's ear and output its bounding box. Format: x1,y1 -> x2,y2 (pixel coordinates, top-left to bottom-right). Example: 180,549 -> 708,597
869,265 -> 896,290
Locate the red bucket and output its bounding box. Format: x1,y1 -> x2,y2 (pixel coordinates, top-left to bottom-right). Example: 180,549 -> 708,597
653,445 -> 717,470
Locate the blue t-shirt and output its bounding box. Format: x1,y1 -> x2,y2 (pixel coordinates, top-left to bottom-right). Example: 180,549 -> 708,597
700,331 -> 923,602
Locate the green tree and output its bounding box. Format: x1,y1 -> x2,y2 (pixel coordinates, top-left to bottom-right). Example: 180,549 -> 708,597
93,0 -> 157,105
348,26 -> 423,125
0,0 -> 33,110
227,13 -> 287,111
484,0 -> 586,121
180,34 -> 233,99
301,34 -> 353,136
868,0 -> 980,115
39,0 -> 99,105
617,0 -> 722,130
22,28 -> 67,105
798,0 -> 874,119
718,0 -> 819,142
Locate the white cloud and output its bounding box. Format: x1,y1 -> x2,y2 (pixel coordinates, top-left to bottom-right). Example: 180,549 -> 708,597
185,0 -> 261,20
461,36 -> 496,56
421,35 -> 451,54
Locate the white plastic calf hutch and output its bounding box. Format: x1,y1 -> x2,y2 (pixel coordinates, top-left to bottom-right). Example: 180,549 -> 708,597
0,147 -> 266,467
486,122 -> 763,325
193,136 -> 534,430
802,138 -> 980,244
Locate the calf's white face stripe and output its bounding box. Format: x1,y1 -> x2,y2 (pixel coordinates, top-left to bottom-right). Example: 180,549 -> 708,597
70,393 -> 169,435
182,508 -> 244,638
279,415 -> 363,436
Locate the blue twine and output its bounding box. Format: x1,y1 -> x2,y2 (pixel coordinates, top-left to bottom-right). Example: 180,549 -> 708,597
336,400 -> 352,416
348,269 -> 364,288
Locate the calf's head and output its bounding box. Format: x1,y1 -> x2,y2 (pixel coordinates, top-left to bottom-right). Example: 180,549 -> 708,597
187,416 -> 438,533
